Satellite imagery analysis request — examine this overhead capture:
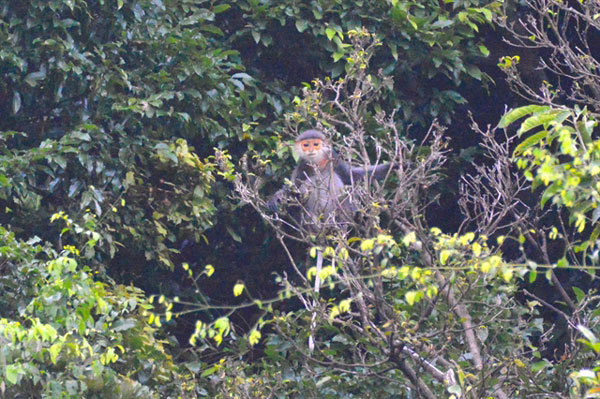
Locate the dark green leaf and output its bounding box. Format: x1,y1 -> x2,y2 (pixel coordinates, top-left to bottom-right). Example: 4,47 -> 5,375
295,19 -> 308,33
25,70 -> 47,87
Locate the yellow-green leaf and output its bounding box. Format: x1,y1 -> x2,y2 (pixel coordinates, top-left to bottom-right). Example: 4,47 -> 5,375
360,239 -> 375,252
518,111 -> 562,135
405,291 -> 417,306
513,130 -> 548,156
472,242 -> 482,257
502,268 -> 514,282
249,329 -> 261,346
326,27 -> 336,40
5,364 -> 19,385
233,283 -> 244,297
440,250 -> 451,265
498,105 -> 548,128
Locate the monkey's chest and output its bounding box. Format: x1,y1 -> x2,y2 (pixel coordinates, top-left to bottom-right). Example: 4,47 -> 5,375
301,171 -> 348,215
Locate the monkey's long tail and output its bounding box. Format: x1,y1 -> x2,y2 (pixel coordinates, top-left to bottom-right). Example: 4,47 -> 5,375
308,249 -> 323,353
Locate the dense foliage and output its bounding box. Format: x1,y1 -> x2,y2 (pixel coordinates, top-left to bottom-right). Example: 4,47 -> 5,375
2,0 -> 600,397
0,223 -> 194,398
0,0 -> 244,268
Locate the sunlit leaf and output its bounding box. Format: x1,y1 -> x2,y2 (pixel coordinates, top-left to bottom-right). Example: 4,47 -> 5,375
497,105 -> 549,128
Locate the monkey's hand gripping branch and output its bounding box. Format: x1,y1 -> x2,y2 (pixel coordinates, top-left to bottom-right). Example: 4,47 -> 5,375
266,179 -> 298,213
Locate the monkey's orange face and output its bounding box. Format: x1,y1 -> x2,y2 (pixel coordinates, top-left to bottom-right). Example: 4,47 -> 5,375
297,139 -> 322,155
295,138 -> 329,164
296,139 -> 327,163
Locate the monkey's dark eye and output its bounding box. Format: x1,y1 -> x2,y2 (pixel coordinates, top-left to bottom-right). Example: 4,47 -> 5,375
303,143 -> 309,147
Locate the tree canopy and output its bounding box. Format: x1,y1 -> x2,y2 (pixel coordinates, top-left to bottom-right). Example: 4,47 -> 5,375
2,0 -> 600,397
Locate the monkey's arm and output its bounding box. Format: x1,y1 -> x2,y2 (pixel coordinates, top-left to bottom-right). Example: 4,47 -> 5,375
266,185 -> 290,212
335,159 -> 393,185
350,163 -> 393,181
266,162 -> 308,212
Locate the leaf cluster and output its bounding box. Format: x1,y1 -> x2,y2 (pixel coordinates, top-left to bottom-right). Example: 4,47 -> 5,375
0,225 -> 194,398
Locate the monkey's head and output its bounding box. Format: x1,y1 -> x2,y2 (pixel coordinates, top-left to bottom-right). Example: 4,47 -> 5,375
295,129 -> 331,164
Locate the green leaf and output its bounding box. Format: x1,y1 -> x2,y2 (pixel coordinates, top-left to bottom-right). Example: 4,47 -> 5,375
248,329 -> 261,346
590,222 -> 600,241
497,105 -> 549,128
573,286 -> 585,302
405,291 -> 417,305
518,111 -> 563,135
24,69 -> 47,87
388,42 -> 398,61
552,109 -> 572,126
295,19 -> 308,33
528,270 -> 537,283
200,24 -> 224,36
185,361 -> 202,373
226,225 -> 242,243
577,119 -> 596,145
112,318 -> 137,332
316,376 -> 332,388
466,65 -> 482,80
573,201 -> 594,216
5,364 -> 19,385
578,324 -> 597,344
155,142 -> 178,164
540,181 -> 561,209
513,130 -> 548,155
480,8 -> 493,22
448,384 -> 462,394
213,4 -> 231,14
530,360 -> 548,372
440,249 -> 451,265
557,257 -> 568,268
214,317 -> 230,333
326,28 -> 336,40
432,19 -> 453,29
154,221 -> 167,236
49,343 -> 62,364
476,326 -> 488,343
200,366 -> 218,377
406,15 -> 418,30
233,283 -> 244,297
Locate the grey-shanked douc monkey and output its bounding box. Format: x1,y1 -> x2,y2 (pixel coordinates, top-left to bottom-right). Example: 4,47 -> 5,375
267,129 -> 393,352
266,129 -> 392,222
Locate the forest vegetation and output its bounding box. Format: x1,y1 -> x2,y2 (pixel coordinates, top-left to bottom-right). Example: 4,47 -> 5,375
1,0 -> 600,397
